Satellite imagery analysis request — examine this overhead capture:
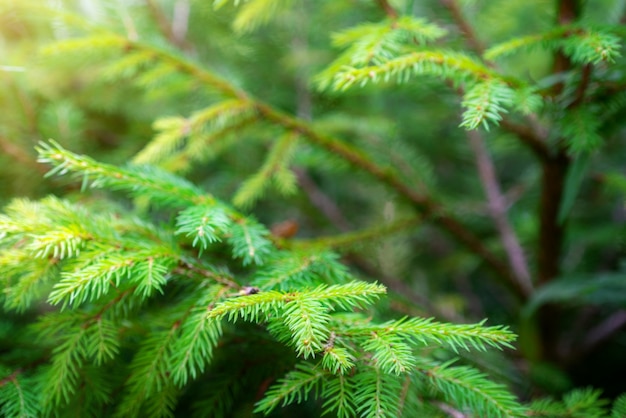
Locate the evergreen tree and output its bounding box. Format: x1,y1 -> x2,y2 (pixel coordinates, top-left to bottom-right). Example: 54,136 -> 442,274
2,0 -> 626,417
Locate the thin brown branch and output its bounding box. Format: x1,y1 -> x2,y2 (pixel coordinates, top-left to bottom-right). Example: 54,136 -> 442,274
145,0 -> 193,52
467,130 -> 533,296
346,253 -> 458,321
569,63 -> 592,108
0,135 -> 46,174
0,369 -> 21,387
537,151 -> 569,286
537,0 -> 580,286
177,259 -> 241,289
536,0 -> 581,365
551,0 -> 582,95
580,310 -> 626,355
440,0 -> 484,54
172,0 -> 190,46
293,167 -> 352,232
499,119 -> 550,161
375,0 -> 399,19
435,401 -> 468,418
119,5 -> 138,41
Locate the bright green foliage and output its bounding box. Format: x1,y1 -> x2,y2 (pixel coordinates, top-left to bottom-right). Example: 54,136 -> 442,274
233,131 -> 299,208
612,394 -> 626,417
3,0 -> 626,417
0,367 -> 40,418
529,388 -> 612,417
0,143 -> 519,416
134,100 -> 257,171
485,25 -> 622,64
421,359 -> 528,418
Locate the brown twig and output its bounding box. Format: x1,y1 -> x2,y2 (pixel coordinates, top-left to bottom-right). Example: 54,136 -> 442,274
467,130 -> 533,296
293,167 -> 352,232
172,0 -> 191,47
439,0 -> 485,54
145,0 -> 193,51
579,310 -> 626,356
537,151 -> 570,285
499,119 -> 550,161
435,401 -> 468,418
569,63 -> 592,108
0,135 -> 46,174
535,0 -> 581,364
0,369 -> 21,387
375,0 -> 399,19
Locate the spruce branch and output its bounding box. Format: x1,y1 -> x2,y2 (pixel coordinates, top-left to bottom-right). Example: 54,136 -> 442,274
133,100 -> 257,167
422,360 -> 527,418
233,131 -> 299,208
484,26 -> 621,65
330,50 -> 499,91
218,0 -> 295,33
321,373 -> 356,417
168,286 -> 225,386
37,141 -> 275,266
207,282 -> 387,323
342,317 -> 516,354
0,371 -> 40,418
354,366 -> 403,417
116,326 -> 180,416
37,140 -> 211,207
253,362 -> 326,415
438,0 -> 554,161
49,31 -> 521,294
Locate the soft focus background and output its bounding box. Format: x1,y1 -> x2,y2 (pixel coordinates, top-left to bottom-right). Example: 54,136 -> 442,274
2,0 -> 626,410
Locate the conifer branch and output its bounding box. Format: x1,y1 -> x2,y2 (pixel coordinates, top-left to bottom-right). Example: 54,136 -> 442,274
37,140 -> 211,207
422,360 -> 527,418
438,0 -> 555,160
253,362 -> 326,414
342,317 -> 516,353
7,4 -> 626,416
59,33 -> 520,294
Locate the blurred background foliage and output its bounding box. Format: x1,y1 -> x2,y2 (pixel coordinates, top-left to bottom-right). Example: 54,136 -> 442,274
2,0 -> 626,409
